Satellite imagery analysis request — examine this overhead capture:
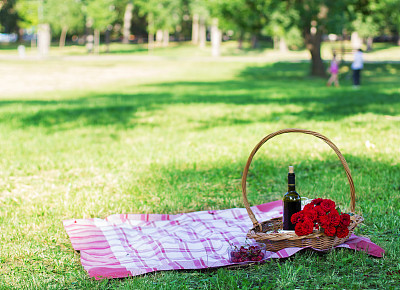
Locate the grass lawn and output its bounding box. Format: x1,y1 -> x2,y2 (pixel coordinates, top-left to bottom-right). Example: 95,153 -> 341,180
0,42 -> 399,289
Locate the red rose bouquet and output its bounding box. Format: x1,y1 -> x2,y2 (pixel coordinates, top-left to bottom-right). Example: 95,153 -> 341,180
290,198 -> 351,238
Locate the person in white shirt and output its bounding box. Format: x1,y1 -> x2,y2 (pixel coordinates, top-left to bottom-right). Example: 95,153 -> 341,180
351,49 -> 364,87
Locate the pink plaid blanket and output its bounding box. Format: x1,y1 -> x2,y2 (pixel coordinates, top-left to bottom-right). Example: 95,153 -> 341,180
63,200 -> 384,280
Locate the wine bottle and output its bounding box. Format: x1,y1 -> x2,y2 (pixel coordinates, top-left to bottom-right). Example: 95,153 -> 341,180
283,166 -> 301,230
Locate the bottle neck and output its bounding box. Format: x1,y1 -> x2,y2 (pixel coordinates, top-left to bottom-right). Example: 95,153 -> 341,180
288,173 -> 296,191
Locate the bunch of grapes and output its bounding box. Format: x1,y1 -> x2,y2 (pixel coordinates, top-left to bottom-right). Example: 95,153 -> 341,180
229,244 -> 266,263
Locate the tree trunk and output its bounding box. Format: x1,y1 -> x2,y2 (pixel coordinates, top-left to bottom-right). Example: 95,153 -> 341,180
85,18 -> 94,53
273,36 -> 279,50
305,29 -> 326,77
59,26 -> 68,48
211,18 -> 221,57
366,36 -> 373,51
238,31 -> 244,49
163,29 -> 169,47
94,29 -> 100,54
148,32 -> 154,51
148,13 -> 155,52
279,37 -> 288,52
251,34 -> 258,49
18,28 -> 24,43
192,14 -> 199,45
199,16 -> 206,48
38,23 -> 51,57
31,34 -> 36,48
351,31 -> 362,49
122,2 -> 133,44
105,26 -> 111,53
156,29 -> 163,45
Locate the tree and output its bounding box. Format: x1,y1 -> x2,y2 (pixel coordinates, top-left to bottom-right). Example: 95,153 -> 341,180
15,0 -> 40,27
15,0 -> 41,41
346,0 -> 400,50
285,0 -> 370,77
85,0 -> 118,53
352,12 -> 380,51
263,1 -> 302,51
385,0 -> 400,45
136,0 -> 182,50
109,0 -> 134,43
215,0 -> 270,49
153,0 -> 181,46
189,0 -> 209,47
43,0 -> 84,48
0,0 -> 19,34
122,1 -> 134,43
366,0 -> 400,46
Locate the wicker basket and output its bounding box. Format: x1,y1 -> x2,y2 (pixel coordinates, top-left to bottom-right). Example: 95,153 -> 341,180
242,128 -> 364,252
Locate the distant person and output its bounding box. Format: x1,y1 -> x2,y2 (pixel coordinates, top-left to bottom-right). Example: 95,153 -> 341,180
351,49 -> 364,88
327,53 -> 340,87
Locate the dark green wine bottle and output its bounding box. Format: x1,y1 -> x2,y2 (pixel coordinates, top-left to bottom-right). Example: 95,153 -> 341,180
283,166 -> 301,230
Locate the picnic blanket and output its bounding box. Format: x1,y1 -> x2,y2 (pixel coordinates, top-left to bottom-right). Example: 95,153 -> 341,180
63,200 -> 384,280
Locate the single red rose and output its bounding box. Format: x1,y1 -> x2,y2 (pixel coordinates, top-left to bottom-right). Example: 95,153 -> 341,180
304,216 -> 315,224
303,220 -> 314,235
336,225 -> 350,238
291,211 -> 305,224
303,203 -> 315,212
302,220 -> 315,235
294,222 -> 305,236
295,220 -> 314,236
304,208 -> 318,222
328,209 -> 340,227
314,205 -> 326,216
324,225 -> 336,237
312,198 -> 324,205
340,213 -> 351,226
318,215 -> 329,228
320,199 -> 336,213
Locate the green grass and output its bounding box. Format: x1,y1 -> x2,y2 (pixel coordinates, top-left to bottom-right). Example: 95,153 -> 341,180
0,43 -> 399,289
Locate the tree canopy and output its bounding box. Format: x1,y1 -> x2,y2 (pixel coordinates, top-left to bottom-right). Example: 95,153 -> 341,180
43,0 -> 84,47
0,0 -> 19,33
4,0 -> 399,73
85,0 -> 118,32
43,0 -> 84,35
15,0 -> 41,29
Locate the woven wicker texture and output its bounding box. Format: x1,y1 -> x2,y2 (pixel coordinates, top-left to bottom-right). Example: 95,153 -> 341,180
242,128 -> 363,251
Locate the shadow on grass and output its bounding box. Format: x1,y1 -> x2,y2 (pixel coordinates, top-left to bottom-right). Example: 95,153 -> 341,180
0,62 -> 399,130
24,105 -> 140,127
106,45 -> 149,54
130,152 -> 400,236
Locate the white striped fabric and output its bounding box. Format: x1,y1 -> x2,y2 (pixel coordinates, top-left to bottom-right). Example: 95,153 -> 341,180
63,200 -> 384,280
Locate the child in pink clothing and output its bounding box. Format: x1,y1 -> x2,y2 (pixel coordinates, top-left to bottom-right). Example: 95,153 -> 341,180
327,53 -> 340,87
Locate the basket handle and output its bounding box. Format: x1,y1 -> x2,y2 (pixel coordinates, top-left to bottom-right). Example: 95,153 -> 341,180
242,128 -> 356,228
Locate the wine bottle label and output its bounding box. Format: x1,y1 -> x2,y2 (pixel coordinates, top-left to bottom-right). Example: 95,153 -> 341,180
283,201 -> 301,230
